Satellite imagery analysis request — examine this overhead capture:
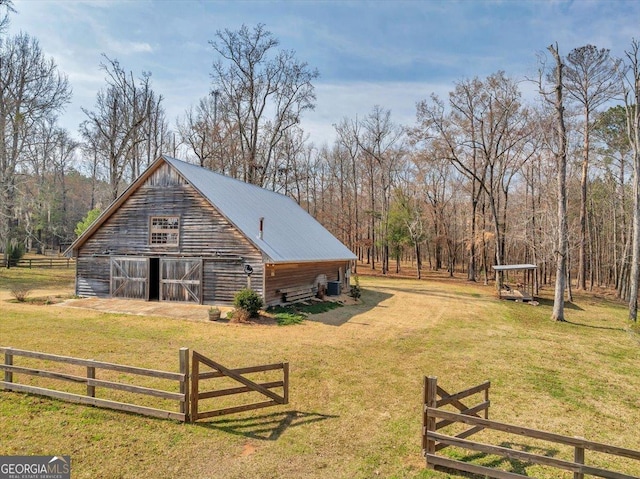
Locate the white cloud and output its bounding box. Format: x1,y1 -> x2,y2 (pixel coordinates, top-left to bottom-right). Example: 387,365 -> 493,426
9,0 -> 640,151
105,39 -> 153,55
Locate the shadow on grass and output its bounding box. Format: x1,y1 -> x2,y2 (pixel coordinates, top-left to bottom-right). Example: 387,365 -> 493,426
307,288 -> 393,326
196,410 -> 338,441
434,441 -> 559,478
562,320 -> 626,332
533,299 -> 625,331
534,297 -> 585,311
370,281 -> 500,304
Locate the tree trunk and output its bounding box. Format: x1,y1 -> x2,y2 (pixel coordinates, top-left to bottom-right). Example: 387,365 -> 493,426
549,43 -> 568,322
578,111 -> 589,290
629,161 -> 640,320
625,41 -> 640,321
468,189 -> 477,281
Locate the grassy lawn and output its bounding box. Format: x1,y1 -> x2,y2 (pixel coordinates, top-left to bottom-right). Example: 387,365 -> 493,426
1,267 -> 639,478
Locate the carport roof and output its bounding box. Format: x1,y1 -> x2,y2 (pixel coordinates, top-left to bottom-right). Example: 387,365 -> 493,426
492,264 -> 537,271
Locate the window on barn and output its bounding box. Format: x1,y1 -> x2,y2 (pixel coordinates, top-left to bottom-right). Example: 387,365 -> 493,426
150,216 -> 180,246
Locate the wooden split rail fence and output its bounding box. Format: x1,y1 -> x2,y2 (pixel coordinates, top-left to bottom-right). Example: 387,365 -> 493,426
190,351 -> 289,420
4,257 -> 76,268
1,347 -> 288,423
423,376 -> 640,479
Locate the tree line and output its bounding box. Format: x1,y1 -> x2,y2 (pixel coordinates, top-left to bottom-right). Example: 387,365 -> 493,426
0,9 -> 639,320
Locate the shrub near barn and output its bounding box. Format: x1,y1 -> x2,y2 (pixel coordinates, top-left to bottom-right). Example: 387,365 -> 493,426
232,288 -> 264,322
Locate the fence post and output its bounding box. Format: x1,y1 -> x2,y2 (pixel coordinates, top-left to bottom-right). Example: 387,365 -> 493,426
422,377 -> 427,456
87,364 -> 95,397
190,354 -> 199,423
485,381 -> 490,419
179,348 -> 189,422
424,376 -> 438,468
4,347 -> 13,387
574,437 -> 585,479
283,362 -> 289,405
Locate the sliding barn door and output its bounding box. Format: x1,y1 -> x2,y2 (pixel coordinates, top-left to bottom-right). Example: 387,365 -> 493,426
160,258 -> 202,303
110,257 -> 148,299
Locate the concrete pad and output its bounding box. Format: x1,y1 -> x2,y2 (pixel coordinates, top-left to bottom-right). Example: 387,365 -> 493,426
57,297 -> 230,322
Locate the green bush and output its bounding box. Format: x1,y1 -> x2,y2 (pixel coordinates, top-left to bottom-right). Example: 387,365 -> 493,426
9,243 -> 25,262
233,288 -> 263,317
6,242 -> 25,266
350,275 -> 362,300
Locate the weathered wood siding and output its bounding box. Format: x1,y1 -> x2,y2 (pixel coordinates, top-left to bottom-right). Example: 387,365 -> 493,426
263,261 -> 351,306
76,162 -> 263,303
203,259 -> 252,305
76,257 -> 110,297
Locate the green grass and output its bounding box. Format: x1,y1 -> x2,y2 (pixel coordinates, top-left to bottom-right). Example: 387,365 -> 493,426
0,265 -> 76,289
274,311 -> 305,325
1,268 -> 639,478
267,301 -> 343,325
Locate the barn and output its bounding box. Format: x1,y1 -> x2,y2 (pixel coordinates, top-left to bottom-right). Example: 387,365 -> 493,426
66,155 -> 357,306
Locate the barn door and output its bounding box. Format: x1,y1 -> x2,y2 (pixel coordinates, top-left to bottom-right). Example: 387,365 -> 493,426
111,257 -> 148,299
160,258 -> 202,303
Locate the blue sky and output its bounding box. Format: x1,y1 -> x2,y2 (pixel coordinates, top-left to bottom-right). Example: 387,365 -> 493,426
9,0 -> 640,146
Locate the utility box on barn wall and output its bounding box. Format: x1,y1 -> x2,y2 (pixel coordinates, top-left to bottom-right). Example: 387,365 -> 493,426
327,281 -> 341,296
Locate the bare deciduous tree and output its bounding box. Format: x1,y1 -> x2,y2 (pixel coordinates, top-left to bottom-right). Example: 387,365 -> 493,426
413,72 -> 531,286
0,0 -> 13,33
545,43 -> 570,322
621,40 -> 640,321
357,106 -> 405,274
210,23 -> 319,186
22,117 -> 77,252
0,32 -> 70,263
593,106 -> 632,297
177,95 -> 217,168
564,45 -> 621,290
81,56 -> 161,200
334,117 -> 362,266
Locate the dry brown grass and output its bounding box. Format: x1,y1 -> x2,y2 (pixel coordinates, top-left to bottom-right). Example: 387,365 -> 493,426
0,266 -> 639,478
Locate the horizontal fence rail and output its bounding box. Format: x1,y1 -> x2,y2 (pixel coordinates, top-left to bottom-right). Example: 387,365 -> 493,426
423,376 -> 491,457
1,347 -> 290,424
4,257 -> 76,268
1,347 -> 189,422
423,376 -> 640,479
190,350 -> 289,421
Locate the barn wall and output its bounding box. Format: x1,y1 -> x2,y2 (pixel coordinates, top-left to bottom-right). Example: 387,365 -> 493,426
76,162 -> 264,302
203,259 -> 255,305
76,257 -> 110,297
263,261 -> 351,306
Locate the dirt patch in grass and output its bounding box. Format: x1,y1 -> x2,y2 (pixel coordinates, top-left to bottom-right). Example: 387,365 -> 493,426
58,296 -> 218,321
6,294 -> 75,305
60,294 -> 353,327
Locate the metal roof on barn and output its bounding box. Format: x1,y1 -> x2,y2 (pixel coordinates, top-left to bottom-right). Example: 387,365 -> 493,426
67,155 -> 357,263
159,156 -> 356,263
